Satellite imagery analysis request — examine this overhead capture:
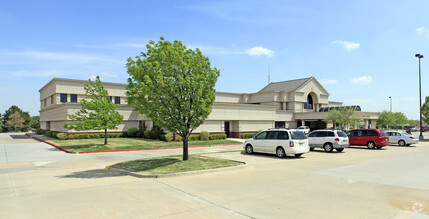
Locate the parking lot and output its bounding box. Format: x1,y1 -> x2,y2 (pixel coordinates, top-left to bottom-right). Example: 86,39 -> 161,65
1,133 -> 429,218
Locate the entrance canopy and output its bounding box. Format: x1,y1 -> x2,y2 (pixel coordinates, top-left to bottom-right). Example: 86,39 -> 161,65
318,105 -> 361,112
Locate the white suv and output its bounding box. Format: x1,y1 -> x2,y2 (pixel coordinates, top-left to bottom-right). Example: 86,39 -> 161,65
297,126 -> 310,134
307,129 -> 349,152
243,129 -> 310,158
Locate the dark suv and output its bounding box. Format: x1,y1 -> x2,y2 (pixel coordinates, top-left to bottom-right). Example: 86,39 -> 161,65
346,129 -> 390,149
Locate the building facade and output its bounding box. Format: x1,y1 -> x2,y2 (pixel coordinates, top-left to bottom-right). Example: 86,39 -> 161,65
39,77 -> 379,137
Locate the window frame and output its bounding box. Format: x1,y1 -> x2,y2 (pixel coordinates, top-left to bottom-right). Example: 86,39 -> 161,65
60,93 -> 67,103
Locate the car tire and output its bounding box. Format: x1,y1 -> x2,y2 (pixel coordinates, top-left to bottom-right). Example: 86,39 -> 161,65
323,143 -> 333,152
245,145 -> 253,154
309,147 -> 314,151
276,147 -> 285,158
398,140 -> 406,146
376,146 -> 382,149
336,148 -> 344,152
294,153 -> 302,157
367,141 -> 376,149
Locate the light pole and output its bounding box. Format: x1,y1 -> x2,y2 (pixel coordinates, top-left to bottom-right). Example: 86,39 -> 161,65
415,54 -> 424,141
389,96 -> 392,112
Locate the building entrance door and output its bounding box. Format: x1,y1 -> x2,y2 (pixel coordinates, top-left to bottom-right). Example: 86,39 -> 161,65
224,121 -> 230,137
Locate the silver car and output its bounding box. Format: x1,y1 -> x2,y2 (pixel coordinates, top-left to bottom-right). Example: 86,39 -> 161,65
307,129 -> 349,152
386,131 -> 419,146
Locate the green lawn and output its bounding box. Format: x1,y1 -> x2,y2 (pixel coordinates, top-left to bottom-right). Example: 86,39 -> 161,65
37,136 -> 241,152
110,155 -> 242,175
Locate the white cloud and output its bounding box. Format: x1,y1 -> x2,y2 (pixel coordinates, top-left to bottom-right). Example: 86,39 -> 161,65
416,27 -> 429,38
101,72 -> 117,78
246,46 -> 274,57
332,40 -> 360,51
400,97 -> 417,102
320,79 -> 338,85
350,76 -> 372,85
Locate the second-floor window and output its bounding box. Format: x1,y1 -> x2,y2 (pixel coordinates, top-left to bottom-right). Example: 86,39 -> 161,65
51,95 -> 54,104
60,94 -> 67,103
70,94 -> 77,103
114,96 -> 120,104
304,94 -> 313,109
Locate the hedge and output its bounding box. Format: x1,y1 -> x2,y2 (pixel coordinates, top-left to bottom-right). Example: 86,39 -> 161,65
241,133 -> 257,139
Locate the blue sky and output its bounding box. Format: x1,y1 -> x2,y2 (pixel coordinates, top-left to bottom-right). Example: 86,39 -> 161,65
1,0 -> 428,120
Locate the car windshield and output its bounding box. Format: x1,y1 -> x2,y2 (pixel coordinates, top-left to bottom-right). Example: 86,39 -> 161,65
380,131 -> 388,136
337,131 -> 347,137
291,131 -> 307,139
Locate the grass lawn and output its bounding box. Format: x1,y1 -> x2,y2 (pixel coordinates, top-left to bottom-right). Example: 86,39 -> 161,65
110,155 -> 242,175
36,136 -> 241,152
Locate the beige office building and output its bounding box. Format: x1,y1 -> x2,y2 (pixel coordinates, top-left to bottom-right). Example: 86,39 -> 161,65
39,77 -> 379,137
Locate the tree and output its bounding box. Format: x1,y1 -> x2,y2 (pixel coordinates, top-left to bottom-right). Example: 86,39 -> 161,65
422,96 -> 429,125
2,105 -> 31,132
30,116 -> 40,130
126,37 -> 220,160
393,112 -> 408,126
325,109 -> 342,129
64,76 -> 124,145
377,111 -> 395,129
338,108 -> 359,130
6,112 -> 25,132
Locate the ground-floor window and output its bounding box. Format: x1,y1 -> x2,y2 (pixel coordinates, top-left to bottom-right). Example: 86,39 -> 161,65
275,121 -> 285,129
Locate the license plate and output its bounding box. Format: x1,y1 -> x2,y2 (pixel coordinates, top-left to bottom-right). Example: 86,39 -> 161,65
343,140 -> 347,142
299,143 -> 303,146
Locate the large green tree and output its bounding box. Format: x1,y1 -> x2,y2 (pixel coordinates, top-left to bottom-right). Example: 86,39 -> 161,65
325,108 -> 359,130
126,37 -> 220,160
2,105 -> 31,132
422,96 -> 429,125
324,109 -> 342,129
30,116 -> 40,130
6,112 -> 25,132
64,76 -> 124,145
377,111 -> 409,129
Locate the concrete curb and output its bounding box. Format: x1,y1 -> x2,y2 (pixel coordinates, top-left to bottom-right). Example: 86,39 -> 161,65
105,158 -> 247,178
26,133 -> 242,154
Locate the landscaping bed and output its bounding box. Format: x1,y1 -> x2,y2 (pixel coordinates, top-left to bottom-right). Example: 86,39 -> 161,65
36,136 -> 241,153
109,155 -> 243,175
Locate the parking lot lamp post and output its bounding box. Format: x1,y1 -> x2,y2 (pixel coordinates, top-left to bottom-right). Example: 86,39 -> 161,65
415,54 -> 424,141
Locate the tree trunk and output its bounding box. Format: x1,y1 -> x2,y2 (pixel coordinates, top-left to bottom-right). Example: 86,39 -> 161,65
104,128 -> 108,145
183,135 -> 188,161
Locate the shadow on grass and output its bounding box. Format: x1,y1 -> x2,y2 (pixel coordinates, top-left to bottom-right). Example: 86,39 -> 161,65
112,158 -> 180,172
58,169 -> 128,179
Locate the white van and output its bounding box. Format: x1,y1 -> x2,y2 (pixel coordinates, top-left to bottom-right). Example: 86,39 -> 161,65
243,129 -> 310,158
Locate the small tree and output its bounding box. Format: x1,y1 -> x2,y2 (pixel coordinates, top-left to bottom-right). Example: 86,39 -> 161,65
6,112 -> 25,132
2,105 -> 31,132
393,112 -> 408,128
325,109 -> 342,129
126,37 -> 220,160
377,111 -> 395,129
422,96 -> 429,125
338,108 -> 359,130
64,76 -> 124,145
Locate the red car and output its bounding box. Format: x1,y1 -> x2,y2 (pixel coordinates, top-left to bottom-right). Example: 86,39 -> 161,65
346,129 -> 390,149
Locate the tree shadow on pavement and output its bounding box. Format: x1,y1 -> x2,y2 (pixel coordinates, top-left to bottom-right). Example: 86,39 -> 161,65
10,135 -> 31,139
57,169 -> 128,179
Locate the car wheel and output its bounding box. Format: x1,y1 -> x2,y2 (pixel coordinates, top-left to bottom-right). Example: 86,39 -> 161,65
309,147 -> 314,151
376,146 -> 382,149
398,140 -> 406,146
336,148 -> 344,152
245,145 -> 253,154
367,141 -> 376,149
323,143 -> 333,152
276,147 -> 285,158
294,153 -> 302,157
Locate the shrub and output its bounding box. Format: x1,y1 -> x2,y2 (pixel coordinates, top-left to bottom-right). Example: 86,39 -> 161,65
257,130 -> 263,134
189,135 -> 200,141
68,135 -> 75,140
149,126 -> 164,139
176,135 -> 183,142
241,133 -> 256,139
159,134 -> 166,141
52,132 -> 58,139
199,131 -> 210,140
46,131 -> 54,137
120,132 -> 127,138
144,130 -> 151,139
35,128 -> 43,135
164,133 -> 173,142
210,134 -> 226,140
127,127 -> 139,137
56,133 -> 68,140
107,133 -> 120,138
136,131 -> 143,138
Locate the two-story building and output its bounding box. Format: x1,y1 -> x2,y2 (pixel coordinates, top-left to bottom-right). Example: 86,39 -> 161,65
39,76 -> 379,137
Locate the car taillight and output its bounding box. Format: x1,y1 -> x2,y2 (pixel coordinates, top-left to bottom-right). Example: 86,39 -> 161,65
290,141 -> 294,147
334,138 -> 339,142
410,136 -> 415,139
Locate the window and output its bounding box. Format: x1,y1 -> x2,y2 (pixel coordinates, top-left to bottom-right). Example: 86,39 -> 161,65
60,94 -> 67,103
337,131 -> 347,137
291,131 -> 307,139
326,131 -> 335,137
275,121 -> 285,129
304,94 -> 313,109
51,95 -> 54,104
109,96 -> 113,102
70,94 -> 77,103
255,132 -> 267,140
266,131 -> 278,139
114,96 -> 121,104
278,131 -> 289,139
44,99 -> 46,107
308,132 -> 319,137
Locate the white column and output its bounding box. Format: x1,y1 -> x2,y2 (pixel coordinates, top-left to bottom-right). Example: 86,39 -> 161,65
283,102 -> 286,111
301,120 -> 305,126
364,119 -> 369,129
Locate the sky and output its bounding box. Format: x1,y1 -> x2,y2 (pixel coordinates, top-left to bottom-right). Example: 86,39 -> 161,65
0,0 -> 428,120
